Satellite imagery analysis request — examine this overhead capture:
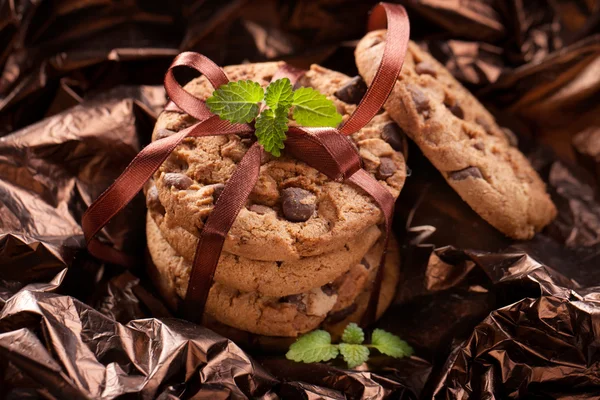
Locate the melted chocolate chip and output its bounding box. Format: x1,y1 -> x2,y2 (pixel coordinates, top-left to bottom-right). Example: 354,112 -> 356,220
326,304 -> 358,323
476,116 -> 492,134
163,173 -> 193,190
382,122 -> 406,152
377,158 -> 398,179
502,127 -> 519,147
240,138 -> 254,147
449,166 -> 483,181
321,284 -> 337,296
146,186 -> 165,214
368,37 -> 383,48
334,76 -> 368,104
360,257 -> 370,270
211,183 -> 225,202
282,187 -> 316,222
155,128 -> 175,140
280,294 -> 307,312
449,103 -> 464,119
248,204 -> 273,215
407,84 -> 430,116
473,142 -> 485,151
415,61 -> 437,77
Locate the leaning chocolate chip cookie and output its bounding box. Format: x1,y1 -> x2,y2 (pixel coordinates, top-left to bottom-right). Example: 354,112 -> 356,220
146,212 -> 380,297
356,32 -> 557,239
151,62 -> 408,261
147,212 -> 399,337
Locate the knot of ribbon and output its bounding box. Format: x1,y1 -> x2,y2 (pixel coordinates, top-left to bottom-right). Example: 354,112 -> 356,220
82,2 -> 410,325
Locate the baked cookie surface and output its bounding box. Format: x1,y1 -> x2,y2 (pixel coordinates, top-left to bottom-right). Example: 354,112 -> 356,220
146,212 -> 380,296
200,240 -> 401,350
147,213 -> 400,337
356,32 -> 556,239
151,62 -> 408,261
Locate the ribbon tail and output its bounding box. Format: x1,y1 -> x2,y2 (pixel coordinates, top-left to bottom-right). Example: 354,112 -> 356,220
347,168 -> 395,326
82,115 -> 251,267
183,142 -> 264,321
82,129 -> 190,267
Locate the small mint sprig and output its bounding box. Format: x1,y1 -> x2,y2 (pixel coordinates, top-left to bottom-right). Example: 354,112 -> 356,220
206,78 -> 343,157
286,323 -> 413,368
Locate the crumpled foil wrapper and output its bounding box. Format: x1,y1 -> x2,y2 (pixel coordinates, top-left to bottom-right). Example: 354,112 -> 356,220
1,0 -> 600,399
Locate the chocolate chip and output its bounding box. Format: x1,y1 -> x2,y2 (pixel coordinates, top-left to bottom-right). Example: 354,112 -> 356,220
334,76 -> 368,104
280,294 -> 307,312
476,116 -> 492,134
146,186 -> 165,214
360,257 -> 370,270
155,128 -> 175,140
326,304 -> 358,323
368,36 -> 383,48
502,127 -> 519,147
449,103 -> 464,119
449,166 -> 483,181
382,122 -> 405,152
407,84 -> 430,116
415,61 -> 437,77
248,204 -> 273,215
281,187 -> 316,222
473,142 -> 485,151
240,138 -> 254,147
211,183 -> 225,202
321,284 -> 337,296
163,173 -> 193,190
377,158 -> 398,179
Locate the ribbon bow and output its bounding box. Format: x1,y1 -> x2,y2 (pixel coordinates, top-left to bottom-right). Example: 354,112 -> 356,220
82,3 -> 410,325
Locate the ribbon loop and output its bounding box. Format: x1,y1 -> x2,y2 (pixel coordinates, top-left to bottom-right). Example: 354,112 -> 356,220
340,3 -> 410,135
164,52 -> 230,120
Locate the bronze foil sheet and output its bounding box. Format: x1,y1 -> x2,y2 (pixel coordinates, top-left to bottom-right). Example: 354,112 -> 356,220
1,0 -> 600,398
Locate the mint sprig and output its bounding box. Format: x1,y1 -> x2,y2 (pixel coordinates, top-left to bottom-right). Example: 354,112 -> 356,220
286,323 -> 413,369
206,80 -> 264,123
206,78 -> 343,157
286,330 -> 339,363
265,78 -> 294,109
342,322 -> 365,344
255,107 -> 288,157
292,87 -> 343,127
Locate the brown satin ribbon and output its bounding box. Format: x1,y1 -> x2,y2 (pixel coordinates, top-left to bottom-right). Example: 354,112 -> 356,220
82,2 -> 410,325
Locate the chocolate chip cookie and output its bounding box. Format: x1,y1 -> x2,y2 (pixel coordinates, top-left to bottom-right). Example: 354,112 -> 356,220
356,32 -> 556,239
146,212 -> 380,297
198,239 -> 401,350
151,62 -> 408,261
147,213 -> 399,336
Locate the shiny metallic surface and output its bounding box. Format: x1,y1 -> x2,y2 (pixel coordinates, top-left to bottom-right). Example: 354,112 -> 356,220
1,0 -> 600,398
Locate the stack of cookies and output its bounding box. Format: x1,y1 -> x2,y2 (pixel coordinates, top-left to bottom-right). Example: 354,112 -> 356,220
146,62 -> 409,339
147,33 -> 557,342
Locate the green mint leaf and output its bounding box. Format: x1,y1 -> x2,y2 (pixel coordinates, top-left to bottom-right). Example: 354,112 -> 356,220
265,78 -> 294,110
341,323 -> 364,344
286,330 -> 339,363
371,329 -> 414,358
206,80 -> 264,123
292,87 -> 343,127
339,344 -> 369,368
255,106 -> 289,157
